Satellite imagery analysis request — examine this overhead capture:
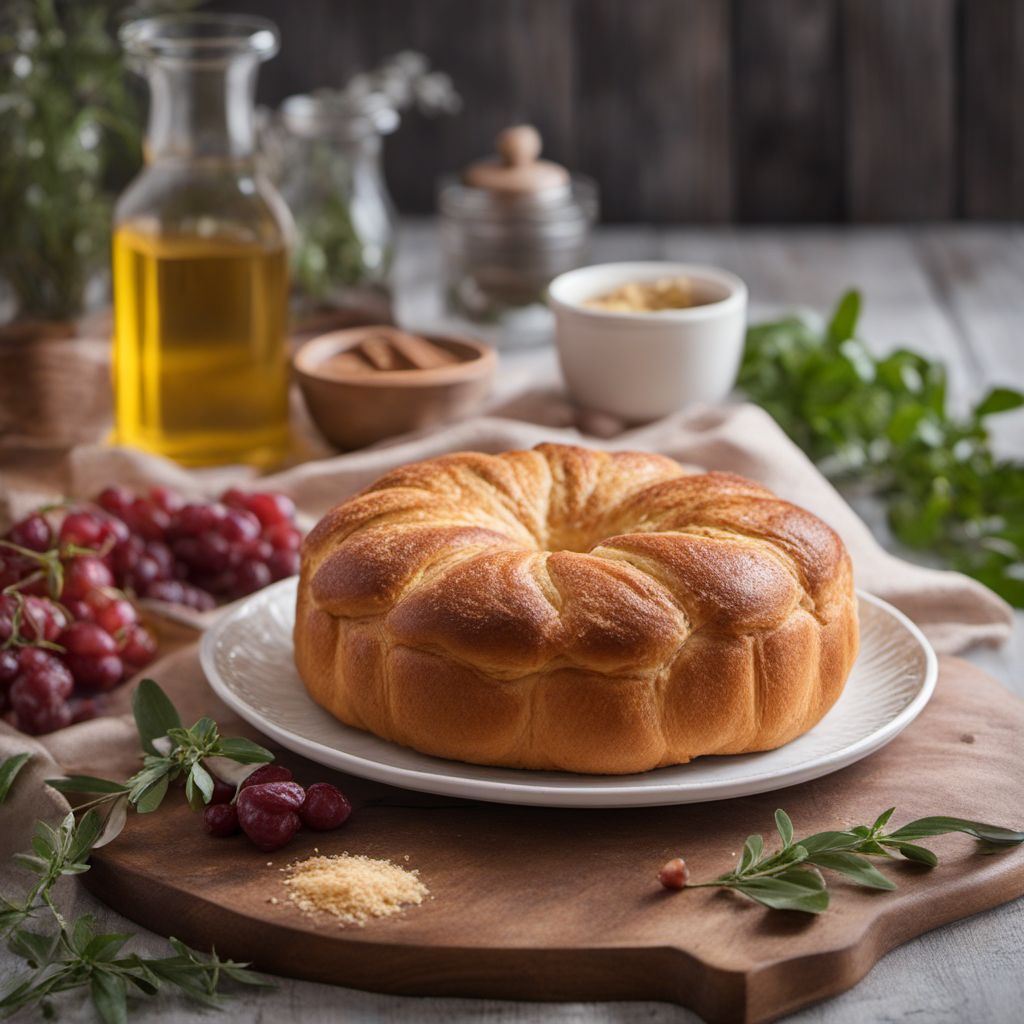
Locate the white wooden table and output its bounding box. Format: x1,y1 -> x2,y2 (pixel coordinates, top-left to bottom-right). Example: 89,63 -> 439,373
13,224 -> 1024,1024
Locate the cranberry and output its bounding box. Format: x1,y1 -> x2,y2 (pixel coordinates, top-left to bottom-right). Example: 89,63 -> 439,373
240,764 -> 293,790
8,514 -> 53,552
119,623 -> 157,668
210,777 -> 236,804
244,492 -> 295,528
658,858 -> 691,890
62,557 -> 114,601
267,549 -> 300,581
0,649 -> 20,684
93,597 -> 138,636
239,807 -> 299,851
299,783 -> 352,831
60,621 -> 117,658
204,802 -> 240,837
232,560 -> 271,597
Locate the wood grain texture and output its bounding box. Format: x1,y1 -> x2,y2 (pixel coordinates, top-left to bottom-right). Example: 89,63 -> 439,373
209,0 -> 1022,222
734,0 -> 843,222
843,0 -> 956,221
962,0 -> 1024,218
575,0 -> 732,222
83,656 -> 1024,1024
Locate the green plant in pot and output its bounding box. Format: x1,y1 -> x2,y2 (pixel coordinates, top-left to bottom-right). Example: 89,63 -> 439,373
0,0 -> 188,442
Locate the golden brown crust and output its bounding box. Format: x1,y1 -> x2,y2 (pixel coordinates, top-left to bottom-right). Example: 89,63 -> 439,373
295,443 -> 859,774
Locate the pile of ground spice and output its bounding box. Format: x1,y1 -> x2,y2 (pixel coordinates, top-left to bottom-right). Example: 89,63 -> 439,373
282,853 -> 429,927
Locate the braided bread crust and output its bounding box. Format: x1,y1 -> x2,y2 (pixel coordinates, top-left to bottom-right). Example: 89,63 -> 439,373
295,443 -> 859,774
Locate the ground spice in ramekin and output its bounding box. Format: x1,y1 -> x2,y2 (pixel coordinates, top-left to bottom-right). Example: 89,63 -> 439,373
282,853 -> 428,927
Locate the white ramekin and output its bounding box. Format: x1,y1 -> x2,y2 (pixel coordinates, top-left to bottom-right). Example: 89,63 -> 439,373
548,261 -> 748,422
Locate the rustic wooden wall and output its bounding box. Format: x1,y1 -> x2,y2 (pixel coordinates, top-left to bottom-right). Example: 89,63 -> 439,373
211,0 -> 1024,223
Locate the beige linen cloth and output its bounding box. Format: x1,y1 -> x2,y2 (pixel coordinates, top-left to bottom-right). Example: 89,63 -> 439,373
0,401 -> 1013,995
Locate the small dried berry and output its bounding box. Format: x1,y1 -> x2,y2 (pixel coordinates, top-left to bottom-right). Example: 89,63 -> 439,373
657,858 -> 690,890
237,781 -> 305,815
239,764 -> 293,790
237,804 -> 301,852
299,782 -> 352,831
204,802 -> 240,837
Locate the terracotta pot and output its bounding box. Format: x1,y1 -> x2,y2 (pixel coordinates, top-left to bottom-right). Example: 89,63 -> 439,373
0,314 -> 113,445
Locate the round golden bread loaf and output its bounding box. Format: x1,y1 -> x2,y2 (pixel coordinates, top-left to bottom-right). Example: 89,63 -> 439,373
295,443 -> 859,774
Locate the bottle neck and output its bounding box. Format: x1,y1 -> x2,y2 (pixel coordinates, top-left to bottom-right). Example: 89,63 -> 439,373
144,56 -> 259,164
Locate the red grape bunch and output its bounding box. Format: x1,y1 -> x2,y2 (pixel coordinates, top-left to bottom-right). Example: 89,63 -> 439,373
0,484 -> 301,736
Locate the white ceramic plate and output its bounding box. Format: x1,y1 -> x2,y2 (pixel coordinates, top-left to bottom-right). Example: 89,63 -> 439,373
200,578 -> 937,808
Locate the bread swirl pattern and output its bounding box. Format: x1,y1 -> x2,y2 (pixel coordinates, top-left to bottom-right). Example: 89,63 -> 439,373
295,443 -> 859,774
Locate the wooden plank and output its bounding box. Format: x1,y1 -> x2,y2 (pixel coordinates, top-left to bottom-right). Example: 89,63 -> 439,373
574,0 -> 732,223
843,0 -> 956,221
734,0 -> 843,222
962,0 -> 1024,218
360,0 -> 576,213
82,654 -> 1024,1023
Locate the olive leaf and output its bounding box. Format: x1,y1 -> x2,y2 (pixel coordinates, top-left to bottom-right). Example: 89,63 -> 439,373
681,806 -> 1024,914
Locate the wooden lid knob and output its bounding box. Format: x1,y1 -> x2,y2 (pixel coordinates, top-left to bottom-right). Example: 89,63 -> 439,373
463,124 -> 569,193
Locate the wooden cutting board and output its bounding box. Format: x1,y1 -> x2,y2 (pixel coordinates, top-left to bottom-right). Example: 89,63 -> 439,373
83,655 -> 1024,1024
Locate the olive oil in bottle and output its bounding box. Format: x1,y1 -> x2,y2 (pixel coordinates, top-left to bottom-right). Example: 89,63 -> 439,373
112,226 -> 290,467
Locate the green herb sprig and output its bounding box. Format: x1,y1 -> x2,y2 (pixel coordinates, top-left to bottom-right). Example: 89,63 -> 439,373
740,291 -> 1024,605
0,678 -> 275,1021
0,809 -> 269,1021
47,678 -> 273,822
680,808 -> 1024,914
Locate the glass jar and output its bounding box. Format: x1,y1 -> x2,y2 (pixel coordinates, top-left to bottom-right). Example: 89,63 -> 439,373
113,14 -> 293,467
276,92 -> 398,326
439,177 -> 597,346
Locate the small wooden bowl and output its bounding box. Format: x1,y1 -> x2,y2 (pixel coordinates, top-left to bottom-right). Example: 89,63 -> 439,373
294,327 -> 497,450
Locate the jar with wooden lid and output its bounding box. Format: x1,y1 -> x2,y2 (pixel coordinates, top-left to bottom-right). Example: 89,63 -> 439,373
438,126 -> 597,348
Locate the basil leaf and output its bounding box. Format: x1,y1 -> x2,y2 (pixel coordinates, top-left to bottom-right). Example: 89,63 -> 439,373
797,830 -> 863,855
132,679 -> 182,756
0,753 -> 31,803
872,807 -> 896,833
976,387 -> 1024,419
806,851 -> 896,890
186,763 -> 214,809
888,817 -> 1024,846
827,289 -> 860,343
